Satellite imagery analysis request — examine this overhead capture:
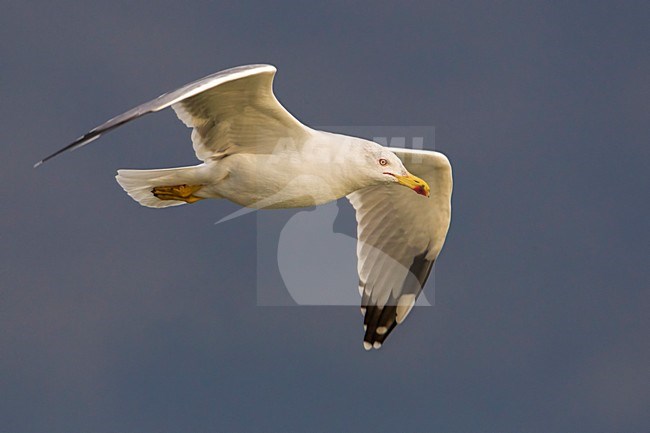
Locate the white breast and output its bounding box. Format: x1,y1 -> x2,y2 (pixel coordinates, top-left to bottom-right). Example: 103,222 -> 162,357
211,141 -> 365,209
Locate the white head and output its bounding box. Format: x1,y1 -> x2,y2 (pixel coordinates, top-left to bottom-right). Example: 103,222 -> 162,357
357,141 -> 430,197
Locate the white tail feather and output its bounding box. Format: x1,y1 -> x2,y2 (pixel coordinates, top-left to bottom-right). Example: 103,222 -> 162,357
115,165 -> 205,208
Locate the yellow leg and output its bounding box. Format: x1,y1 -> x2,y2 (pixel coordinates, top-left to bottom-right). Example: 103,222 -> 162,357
152,184 -> 204,204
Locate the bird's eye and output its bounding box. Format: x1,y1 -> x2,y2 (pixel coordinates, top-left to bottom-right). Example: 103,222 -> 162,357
379,158 -> 388,166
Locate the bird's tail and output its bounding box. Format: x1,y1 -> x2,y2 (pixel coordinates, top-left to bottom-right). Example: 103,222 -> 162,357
115,165 -> 206,208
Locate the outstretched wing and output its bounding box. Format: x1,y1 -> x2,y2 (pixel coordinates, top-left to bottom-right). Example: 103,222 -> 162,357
35,64 -> 310,166
347,149 -> 452,350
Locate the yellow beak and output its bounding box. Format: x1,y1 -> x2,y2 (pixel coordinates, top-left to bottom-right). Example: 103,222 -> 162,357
392,173 -> 430,197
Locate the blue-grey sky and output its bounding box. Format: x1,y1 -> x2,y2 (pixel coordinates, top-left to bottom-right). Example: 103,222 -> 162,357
1,1 -> 648,432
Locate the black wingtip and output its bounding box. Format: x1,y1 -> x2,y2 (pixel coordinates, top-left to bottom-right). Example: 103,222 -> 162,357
34,132 -> 101,168
33,146 -> 71,168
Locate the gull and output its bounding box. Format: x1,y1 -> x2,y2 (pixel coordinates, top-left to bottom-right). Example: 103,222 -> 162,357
36,64 -> 453,350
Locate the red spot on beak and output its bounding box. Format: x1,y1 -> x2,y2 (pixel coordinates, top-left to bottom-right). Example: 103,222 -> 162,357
414,185 -> 428,196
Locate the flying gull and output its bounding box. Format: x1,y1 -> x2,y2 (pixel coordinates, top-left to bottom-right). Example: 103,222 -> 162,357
36,64 -> 453,350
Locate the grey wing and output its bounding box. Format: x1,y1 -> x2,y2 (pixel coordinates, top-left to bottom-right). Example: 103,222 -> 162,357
35,64 -> 310,166
347,149 -> 452,350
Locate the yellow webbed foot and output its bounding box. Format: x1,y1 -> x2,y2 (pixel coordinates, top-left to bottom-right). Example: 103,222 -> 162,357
152,184 -> 204,204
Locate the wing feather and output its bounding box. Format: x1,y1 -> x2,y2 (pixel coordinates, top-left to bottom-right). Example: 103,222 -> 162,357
348,149 -> 452,349
35,64 -> 310,166
171,68 -> 311,160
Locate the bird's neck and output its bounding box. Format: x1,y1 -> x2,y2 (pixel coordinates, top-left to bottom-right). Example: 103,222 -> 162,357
309,134 -> 376,195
